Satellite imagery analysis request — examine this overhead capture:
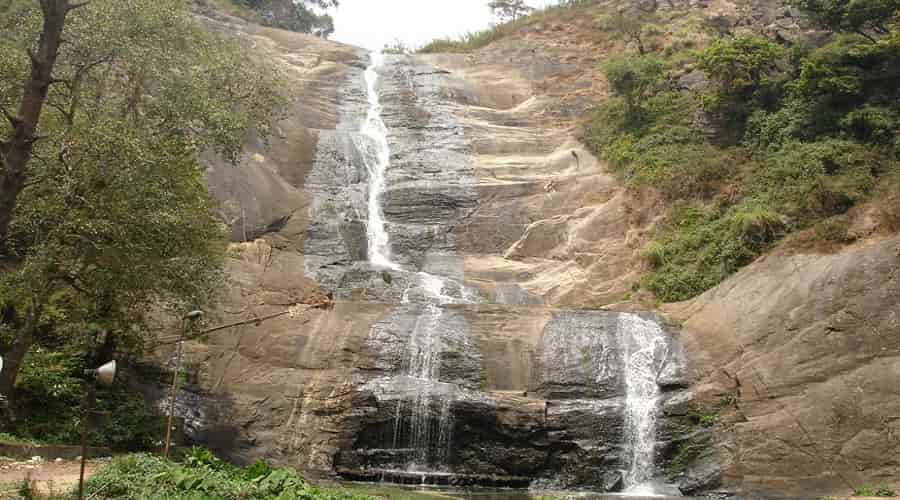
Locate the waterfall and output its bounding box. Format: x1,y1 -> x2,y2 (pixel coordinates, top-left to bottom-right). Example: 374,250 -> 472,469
619,313 -> 669,494
359,53 -> 466,471
361,52 -> 401,271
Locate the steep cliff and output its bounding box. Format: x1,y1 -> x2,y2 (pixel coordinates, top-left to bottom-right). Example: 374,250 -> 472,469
164,1 -> 899,497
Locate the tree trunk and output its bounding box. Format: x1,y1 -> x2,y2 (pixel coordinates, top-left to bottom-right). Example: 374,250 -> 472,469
0,0 -> 74,245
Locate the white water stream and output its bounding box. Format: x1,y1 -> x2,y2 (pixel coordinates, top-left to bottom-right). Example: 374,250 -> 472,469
360,53 -> 466,471
619,313 -> 669,494
361,52 -> 401,271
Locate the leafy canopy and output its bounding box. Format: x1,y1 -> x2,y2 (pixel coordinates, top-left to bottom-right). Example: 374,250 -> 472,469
789,0 -> 896,39
604,55 -> 665,114
0,0 -> 285,402
488,0 -> 534,22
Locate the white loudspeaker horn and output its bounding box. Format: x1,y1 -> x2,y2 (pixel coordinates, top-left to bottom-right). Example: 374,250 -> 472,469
95,360 -> 117,386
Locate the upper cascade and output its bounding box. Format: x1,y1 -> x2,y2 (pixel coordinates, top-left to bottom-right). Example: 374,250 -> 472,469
360,52 -> 401,271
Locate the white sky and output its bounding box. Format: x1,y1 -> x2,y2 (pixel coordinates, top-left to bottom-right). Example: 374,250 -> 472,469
330,0 -> 559,51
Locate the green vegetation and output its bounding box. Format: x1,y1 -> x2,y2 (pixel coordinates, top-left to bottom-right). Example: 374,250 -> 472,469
0,0 -> 284,446
11,348 -> 161,449
588,1 -> 900,302
419,24 -> 519,54
853,486 -> 897,497
0,431 -> 39,445
232,0 -> 338,38
699,414 -> 719,427
10,449 -> 378,499
488,0 -> 534,22
83,451 -> 374,500
665,433 -> 711,478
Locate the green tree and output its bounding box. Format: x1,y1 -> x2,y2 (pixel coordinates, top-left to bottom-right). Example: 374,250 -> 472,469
488,0 -> 534,22
0,0 -> 284,399
699,36 -> 784,98
604,55 -> 665,116
605,6 -> 661,55
789,0 -> 896,41
239,0 -> 339,37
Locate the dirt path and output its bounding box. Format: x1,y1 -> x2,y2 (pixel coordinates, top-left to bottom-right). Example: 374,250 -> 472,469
0,457 -> 105,498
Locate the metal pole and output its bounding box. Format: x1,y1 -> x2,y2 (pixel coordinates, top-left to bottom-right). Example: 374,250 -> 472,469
77,381 -> 95,500
163,319 -> 186,461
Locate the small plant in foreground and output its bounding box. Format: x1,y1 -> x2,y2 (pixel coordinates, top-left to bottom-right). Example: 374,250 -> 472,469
699,414 -> 719,427
853,486 -> 897,497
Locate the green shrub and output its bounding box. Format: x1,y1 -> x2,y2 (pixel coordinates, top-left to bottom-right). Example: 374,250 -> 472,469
83,452 -> 375,500
745,99 -> 815,152
642,202 -> 784,302
699,36 -> 784,97
13,347 -> 161,451
604,55 -> 665,115
839,105 -> 898,144
792,34 -> 900,110
760,139 -> 882,223
853,485 -> 897,497
699,414 -> 719,427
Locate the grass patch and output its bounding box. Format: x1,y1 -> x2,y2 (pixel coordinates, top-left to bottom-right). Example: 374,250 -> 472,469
419,27 -> 509,54
0,432 -> 41,446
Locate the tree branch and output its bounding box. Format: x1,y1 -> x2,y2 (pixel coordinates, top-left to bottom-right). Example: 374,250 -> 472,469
1,106 -> 21,127
26,47 -> 39,66
66,1 -> 90,12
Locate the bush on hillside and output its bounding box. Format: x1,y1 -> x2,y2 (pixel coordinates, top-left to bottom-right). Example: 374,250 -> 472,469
641,202 -> 784,302
604,55 -> 666,115
760,139 -> 883,223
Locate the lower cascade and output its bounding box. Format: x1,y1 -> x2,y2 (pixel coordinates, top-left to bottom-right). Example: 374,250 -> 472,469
620,314 -> 669,493
328,52 -> 688,493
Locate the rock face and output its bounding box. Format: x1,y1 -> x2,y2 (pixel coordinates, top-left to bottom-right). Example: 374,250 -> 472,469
666,236 -> 900,496
164,2 -> 900,497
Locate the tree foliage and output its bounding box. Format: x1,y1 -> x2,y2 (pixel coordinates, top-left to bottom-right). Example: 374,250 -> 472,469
604,55 -> 665,116
488,0 -> 534,22
699,36 -> 784,99
789,0 -> 897,41
0,0 -> 284,400
605,6 -> 661,55
237,0 -> 339,38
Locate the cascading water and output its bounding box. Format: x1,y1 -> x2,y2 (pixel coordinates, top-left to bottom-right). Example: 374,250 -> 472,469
359,52 -> 469,471
619,313 -> 669,494
361,52 -> 401,271
352,52 -> 681,490
397,274 -> 459,470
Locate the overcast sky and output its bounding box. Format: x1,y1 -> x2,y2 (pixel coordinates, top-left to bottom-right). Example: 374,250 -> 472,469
330,0 -> 559,51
